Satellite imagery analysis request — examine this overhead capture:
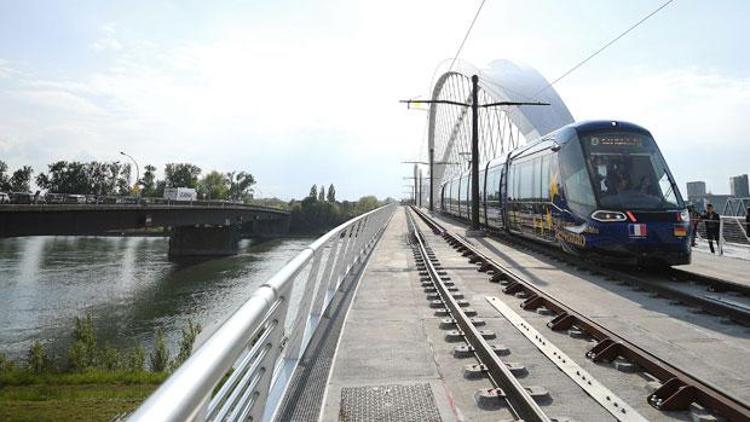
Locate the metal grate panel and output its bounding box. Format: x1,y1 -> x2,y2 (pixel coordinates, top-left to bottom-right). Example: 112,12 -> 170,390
339,383 -> 442,422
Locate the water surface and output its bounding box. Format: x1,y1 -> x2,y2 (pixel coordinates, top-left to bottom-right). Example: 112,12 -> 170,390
0,236 -> 309,361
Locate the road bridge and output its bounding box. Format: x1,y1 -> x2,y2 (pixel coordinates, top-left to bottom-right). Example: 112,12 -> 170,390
0,202 -> 289,259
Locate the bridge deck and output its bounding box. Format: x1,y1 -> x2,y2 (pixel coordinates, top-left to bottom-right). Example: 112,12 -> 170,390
682,249 -> 750,288
427,211 -> 750,406
317,208 -> 610,421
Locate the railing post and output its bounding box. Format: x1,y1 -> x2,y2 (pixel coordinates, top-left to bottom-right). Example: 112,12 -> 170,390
246,282 -> 293,421
284,248 -> 324,360
311,235 -> 342,318
719,218 -> 725,256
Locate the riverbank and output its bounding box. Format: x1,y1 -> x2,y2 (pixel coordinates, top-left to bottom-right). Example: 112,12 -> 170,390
0,370 -> 166,421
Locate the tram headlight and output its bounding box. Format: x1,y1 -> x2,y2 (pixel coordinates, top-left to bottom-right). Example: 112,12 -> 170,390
591,210 -> 627,222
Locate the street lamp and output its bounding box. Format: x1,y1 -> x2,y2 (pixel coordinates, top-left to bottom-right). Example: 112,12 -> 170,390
119,151 -> 140,196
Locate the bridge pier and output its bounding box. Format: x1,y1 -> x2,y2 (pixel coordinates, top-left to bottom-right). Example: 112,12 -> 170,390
168,225 -> 241,259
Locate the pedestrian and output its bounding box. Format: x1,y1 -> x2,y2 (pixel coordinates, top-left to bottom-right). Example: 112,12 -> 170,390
701,203 -> 721,254
689,206 -> 700,247
745,207 -> 750,239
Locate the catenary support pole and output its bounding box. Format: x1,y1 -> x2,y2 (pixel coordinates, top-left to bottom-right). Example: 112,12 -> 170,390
470,75 -> 480,230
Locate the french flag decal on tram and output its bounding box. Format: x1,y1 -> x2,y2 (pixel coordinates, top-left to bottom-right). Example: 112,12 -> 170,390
628,224 -> 648,238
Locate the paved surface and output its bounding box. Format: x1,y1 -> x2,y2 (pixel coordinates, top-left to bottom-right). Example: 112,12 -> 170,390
428,211 -> 750,408
321,208 -> 620,421
683,250 -> 750,287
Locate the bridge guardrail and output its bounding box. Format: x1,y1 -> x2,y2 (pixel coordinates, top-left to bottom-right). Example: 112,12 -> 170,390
0,195 -> 289,214
128,202 -> 396,422
694,216 -> 750,255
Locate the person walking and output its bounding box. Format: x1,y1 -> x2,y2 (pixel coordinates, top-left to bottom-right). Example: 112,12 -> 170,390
689,206 -> 700,247
702,203 -> 721,254
745,207 -> 750,239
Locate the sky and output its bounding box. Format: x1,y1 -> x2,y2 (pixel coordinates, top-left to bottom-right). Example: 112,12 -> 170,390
0,0 -> 748,200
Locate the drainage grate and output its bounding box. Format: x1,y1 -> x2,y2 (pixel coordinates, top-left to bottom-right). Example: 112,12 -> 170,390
339,383 -> 442,422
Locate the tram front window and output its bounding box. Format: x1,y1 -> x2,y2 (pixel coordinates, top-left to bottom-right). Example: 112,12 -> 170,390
580,132 -> 683,210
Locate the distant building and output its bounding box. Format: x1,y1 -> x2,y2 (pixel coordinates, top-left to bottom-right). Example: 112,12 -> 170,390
730,174 -> 749,198
686,181 -> 707,203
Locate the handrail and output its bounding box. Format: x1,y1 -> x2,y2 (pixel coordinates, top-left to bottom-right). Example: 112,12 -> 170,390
128,203 -> 396,422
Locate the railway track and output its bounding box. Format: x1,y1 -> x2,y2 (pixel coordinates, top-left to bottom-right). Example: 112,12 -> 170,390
406,209 -> 552,421
435,212 -> 750,326
410,206 -> 750,422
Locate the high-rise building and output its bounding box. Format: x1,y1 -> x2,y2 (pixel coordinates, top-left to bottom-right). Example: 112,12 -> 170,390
730,174 -> 749,198
686,181 -> 706,201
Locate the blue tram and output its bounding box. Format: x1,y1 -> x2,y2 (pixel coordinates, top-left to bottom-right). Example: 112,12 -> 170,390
440,120 -> 691,266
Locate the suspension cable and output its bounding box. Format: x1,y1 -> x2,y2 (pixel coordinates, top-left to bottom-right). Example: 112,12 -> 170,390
448,0 -> 488,73
534,0 -> 677,97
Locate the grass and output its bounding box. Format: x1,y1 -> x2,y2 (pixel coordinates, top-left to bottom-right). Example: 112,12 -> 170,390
0,371 -> 167,421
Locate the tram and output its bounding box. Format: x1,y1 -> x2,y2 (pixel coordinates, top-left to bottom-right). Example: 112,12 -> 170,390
440,120 -> 691,266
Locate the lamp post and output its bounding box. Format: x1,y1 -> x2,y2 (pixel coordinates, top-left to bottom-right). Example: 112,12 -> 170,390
401,75 -> 549,231
119,151 -> 140,196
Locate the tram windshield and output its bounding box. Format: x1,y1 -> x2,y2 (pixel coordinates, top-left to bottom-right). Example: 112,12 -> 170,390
579,131 -> 683,210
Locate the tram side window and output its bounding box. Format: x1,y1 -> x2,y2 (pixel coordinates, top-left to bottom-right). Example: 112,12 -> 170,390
532,158 -> 541,200
560,140 -> 597,215
517,160 -> 535,201
540,156 -> 550,200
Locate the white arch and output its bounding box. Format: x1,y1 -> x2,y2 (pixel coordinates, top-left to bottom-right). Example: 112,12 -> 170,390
427,59 -> 574,204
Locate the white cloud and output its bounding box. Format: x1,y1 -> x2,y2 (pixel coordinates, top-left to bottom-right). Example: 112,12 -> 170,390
0,1 -> 748,200
91,23 -> 123,52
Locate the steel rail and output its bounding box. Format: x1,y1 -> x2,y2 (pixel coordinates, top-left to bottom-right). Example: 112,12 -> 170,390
410,206 -> 750,422
406,208 -> 551,422
429,211 -> 750,326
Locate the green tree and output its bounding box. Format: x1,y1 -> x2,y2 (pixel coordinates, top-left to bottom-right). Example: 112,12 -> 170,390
164,163 -> 201,188
198,170 -> 229,200
318,185 -> 325,201
308,184 -> 318,200
9,166 -> 33,192
171,319 -> 202,371
116,163 -> 132,195
149,329 -> 170,372
141,165 -> 157,197
0,161 -> 9,191
27,341 -> 52,374
227,171 -> 256,201
355,195 -> 379,214
36,161 -> 91,194
327,184 -> 336,202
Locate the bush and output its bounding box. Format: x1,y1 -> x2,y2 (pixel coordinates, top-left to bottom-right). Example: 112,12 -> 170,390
125,345 -> 146,372
99,344 -> 121,371
0,352 -> 16,373
26,341 -> 52,374
171,319 -> 202,371
149,329 -> 170,372
68,313 -> 98,371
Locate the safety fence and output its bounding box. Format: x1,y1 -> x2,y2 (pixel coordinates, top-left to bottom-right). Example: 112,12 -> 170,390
693,216 -> 750,255
128,203 -> 396,421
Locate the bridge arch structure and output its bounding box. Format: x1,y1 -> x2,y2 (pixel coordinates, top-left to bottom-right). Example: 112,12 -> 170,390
426,59 -> 575,206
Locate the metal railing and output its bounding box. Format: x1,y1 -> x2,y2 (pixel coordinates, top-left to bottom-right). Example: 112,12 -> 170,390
693,216 -> 750,255
128,203 -> 396,422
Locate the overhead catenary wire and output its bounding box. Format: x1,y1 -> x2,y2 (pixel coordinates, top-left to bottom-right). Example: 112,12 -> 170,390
534,0 -> 677,97
448,0 -> 488,73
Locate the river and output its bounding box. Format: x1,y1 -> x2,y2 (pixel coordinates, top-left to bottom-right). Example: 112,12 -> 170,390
0,236 -> 310,361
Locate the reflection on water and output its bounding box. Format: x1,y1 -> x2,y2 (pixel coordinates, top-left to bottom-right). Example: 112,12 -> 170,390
0,236 -> 309,360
